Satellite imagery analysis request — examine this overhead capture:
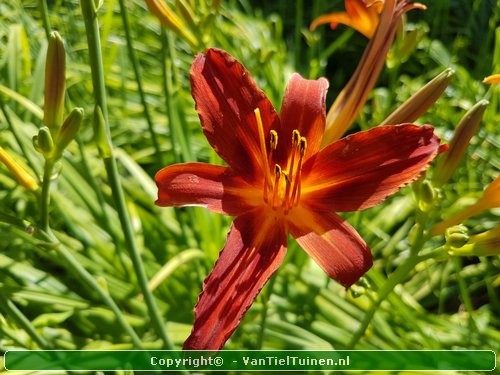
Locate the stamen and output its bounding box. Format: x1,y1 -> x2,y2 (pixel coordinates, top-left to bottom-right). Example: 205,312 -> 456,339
287,129 -> 301,175
270,130 -> 278,150
268,130 -> 278,167
254,108 -> 268,169
272,164 -> 281,209
291,137 -> 307,206
292,129 -> 300,145
282,170 -> 292,211
254,108 -> 271,202
299,137 -> 307,156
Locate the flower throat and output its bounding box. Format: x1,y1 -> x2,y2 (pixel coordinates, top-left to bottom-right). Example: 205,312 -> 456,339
254,108 -> 306,213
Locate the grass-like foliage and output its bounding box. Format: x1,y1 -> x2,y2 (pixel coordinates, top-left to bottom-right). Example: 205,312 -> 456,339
0,0 -> 498,373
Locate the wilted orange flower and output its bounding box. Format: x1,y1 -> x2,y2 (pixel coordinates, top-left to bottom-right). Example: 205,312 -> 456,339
156,48 -> 445,350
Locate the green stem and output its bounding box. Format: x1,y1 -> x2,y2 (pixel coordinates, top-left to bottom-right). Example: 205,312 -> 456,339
257,275 -> 277,349
56,242 -> 143,346
453,257 -> 474,313
79,0 -> 173,349
38,0 -> 51,39
39,160 -> 55,232
348,218 -> 428,348
117,0 -> 163,167
347,250 -> 421,348
4,299 -> 51,349
37,229 -> 144,347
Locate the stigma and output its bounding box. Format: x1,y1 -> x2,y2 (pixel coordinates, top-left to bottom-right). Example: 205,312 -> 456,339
254,108 -> 306,213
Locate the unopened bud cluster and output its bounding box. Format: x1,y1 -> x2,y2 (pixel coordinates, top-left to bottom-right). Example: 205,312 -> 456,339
35,31 -> 83,162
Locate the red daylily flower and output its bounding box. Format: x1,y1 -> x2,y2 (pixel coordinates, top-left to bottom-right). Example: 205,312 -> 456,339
155,48 -> 446,350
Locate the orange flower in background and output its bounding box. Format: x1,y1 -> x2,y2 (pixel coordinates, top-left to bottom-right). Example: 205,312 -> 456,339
155,48 -> 446,350
311,0 -> 384,39
483,74 -> 500,84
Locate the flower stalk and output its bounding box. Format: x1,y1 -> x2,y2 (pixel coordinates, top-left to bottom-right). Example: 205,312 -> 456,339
80,0 -> 173,349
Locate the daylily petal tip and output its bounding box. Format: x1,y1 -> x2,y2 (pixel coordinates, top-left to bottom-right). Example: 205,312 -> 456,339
483,74 -> 500,85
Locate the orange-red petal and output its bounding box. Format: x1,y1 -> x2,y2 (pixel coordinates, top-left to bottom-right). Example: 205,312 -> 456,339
302,124 -> 446,212
288,208 -> 372,287
310,0 -> 381,39
190,48 -> 280,180
155,162 -> 256,216
184,208 -> 287,350
275,73 -> 329,163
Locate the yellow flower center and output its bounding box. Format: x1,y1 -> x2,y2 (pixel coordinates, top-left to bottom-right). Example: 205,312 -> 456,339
254,108 -> 306,213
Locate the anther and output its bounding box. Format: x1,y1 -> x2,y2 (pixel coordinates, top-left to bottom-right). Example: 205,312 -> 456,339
299,137 -> 307,156
268,130 -> 278,169
270,130 -> 278,150
282,170 -> 292,210
292,129 -> 300,145
291,137 -> 307,206
272,164 -> 281,209
274,164 -> 281,178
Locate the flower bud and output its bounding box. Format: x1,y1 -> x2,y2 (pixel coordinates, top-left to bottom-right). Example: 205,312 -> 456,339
448,226 -> 500,257
0,146 -> 39,190
55,107 -> 83,154
382,68 -> 454,125
35,126 -> 55,156
417,179 -> 436,212
44,31 -> 66,131
445,225 -> 469,248
408,223 -> 421,246
433,100 -> 488,186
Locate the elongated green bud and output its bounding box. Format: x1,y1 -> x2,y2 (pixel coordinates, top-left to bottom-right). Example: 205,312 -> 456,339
382,68 -> 454,125
44,31 -> 66,131
36,126 -> 55,156
418,179 -> 436,212
55,107 -> 83,153
433,100 -> 488,186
